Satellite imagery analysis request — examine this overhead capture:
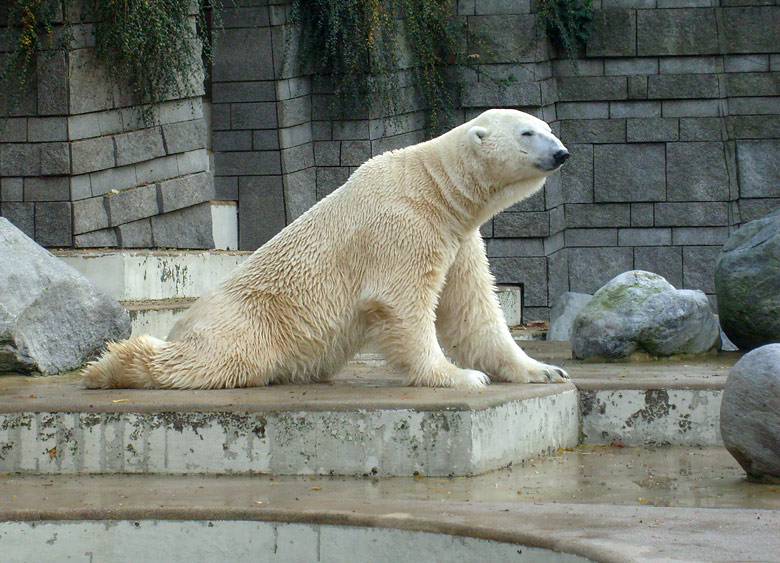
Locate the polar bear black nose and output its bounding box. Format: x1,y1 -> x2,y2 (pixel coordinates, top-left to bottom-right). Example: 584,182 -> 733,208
553,150 -> 570,166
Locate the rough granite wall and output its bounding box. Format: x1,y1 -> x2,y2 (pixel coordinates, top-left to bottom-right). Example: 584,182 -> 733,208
215,0 -> 778,320
2,0 -> 779,321
0,0 -> 222,249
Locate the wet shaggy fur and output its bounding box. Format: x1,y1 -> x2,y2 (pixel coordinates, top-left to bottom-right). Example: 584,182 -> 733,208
83,109 -> 570,390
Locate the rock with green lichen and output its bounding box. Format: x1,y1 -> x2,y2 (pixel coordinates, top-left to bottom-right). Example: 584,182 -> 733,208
715,209 -> 780,350
571,270 -> 720,360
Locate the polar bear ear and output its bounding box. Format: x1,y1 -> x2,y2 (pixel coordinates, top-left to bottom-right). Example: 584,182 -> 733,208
467,126 -> 489,148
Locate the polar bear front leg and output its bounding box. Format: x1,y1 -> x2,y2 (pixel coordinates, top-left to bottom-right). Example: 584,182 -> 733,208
436,231 -> 569,384
369,299 -> 490,389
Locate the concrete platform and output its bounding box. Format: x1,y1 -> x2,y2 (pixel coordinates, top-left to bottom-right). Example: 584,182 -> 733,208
0,359 -> 578,477
1,447 -> 778,562
0,342 -> 738,476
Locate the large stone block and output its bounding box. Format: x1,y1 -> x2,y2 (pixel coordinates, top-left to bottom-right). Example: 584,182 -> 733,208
557,77 -> 627,102
565,228 -> 617,247
618,228 -> 671,247
634,246 -> 683,289
40,142 -> 71,175
176,149 -> 209,176
253,130 -> 280,151
683,245 -> 720,293
724,55 -> 769,73
667,142 -> 729,201
487,256 -> 547,306
1,178 -> 24,202
560,119 -> 625,144
680,117 -> 723,142
158,172 -> 215,213
221,5 -> 270,28
212,81 -> 276,103
637,8 -> 719,56
565,203 -> 631,228
213,131 -> 252,152
212,28 -> 274,82
68,48 -> 114,114
0,218 -> 129,373
1,144 -> 41,176
493,212 -> 550,238
659,56 -> 719,75
162,119 -> 207,155
280,143 -> 314,174
557,102 -> 609,120
737,140 -> 780,198
231,102 -> 278,130
468,15 -> 539,63
71,136 -> 115,175
23,177 -> 69,202
117,218 -> 154,248
662,99 -> 719,118
586,9 -> 636,58
34,202 -> 72,247
106,184 -> 159,227
89,164 -> 139,197
648,74 -> 720,99
283,167 -> 317,223
72,196 -> 109,235
316,167 -> 350,200
1,203 -> 35,238
314,141 -> 340,167
27,118 -> 67,142
567,247 -> 633,294
37,51 -> 68,115
604,58 -> 658,76
74,228 -> 118,248
626,118 -> 679,143
722,7 -> 780,54
0,119 -> 27,143
726,115 -> 780,141
560,144 -> 593,203
655,202 -> 729,227
151,203 -> 215,249
239,175 -> 285,250
594,143 -> 666,202
672,227 -> 730,247
609,101 -> 660,119
461,82 -> 541,107
724,73 -> 780,98
214,151 -> 281,176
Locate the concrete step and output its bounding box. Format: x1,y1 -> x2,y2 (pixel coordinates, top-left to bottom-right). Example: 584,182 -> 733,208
0,343 -> 736,478
1,447 -> 778,562
54,251 -> 524,338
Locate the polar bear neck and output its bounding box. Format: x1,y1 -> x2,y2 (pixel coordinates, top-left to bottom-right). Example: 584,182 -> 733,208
409,133 -> 546,235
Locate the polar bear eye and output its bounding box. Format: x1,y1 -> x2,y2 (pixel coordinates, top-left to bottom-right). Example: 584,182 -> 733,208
522,131 -> 534,137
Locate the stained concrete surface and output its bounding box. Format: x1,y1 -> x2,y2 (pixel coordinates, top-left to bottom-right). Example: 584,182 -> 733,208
1,447 -> 778,562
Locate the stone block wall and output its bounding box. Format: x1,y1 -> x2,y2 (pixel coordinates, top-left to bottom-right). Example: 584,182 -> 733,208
0,1 -> 229,249
458,1 -> 780,320
2,0 -> 778,321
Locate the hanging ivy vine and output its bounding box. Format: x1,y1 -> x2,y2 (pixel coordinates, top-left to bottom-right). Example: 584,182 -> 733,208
1,0 -> 221,119
537,0 -> 593,59
291,0 -> 469,136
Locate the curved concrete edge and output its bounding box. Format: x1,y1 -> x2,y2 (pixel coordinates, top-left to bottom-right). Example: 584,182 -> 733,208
3,501 -> 778,563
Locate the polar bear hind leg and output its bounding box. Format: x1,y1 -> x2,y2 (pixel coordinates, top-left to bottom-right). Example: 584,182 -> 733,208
436,230 -> 569,384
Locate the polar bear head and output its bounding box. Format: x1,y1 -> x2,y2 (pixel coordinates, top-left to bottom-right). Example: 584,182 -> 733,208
464,108 -> 569,186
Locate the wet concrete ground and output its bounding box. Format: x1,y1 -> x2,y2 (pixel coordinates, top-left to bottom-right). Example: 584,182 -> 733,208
2,446 -> 777,511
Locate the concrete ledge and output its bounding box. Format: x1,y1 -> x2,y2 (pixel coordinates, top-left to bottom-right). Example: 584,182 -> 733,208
0,365 -> 578,477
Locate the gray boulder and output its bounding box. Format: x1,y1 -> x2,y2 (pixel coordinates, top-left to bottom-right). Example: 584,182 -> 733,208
720,344 -> 780,483
548,292 -> 592,341
715,209 -> 780,350
0,218 -> 130,374
571,271 -> 720,360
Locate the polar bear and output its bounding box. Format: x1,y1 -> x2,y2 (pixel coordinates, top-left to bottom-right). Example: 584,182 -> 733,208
83,109 -> 570,390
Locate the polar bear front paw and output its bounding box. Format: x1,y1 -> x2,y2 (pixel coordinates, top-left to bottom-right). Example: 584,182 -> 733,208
529,363 -> 569,383
449,368 -> 491,389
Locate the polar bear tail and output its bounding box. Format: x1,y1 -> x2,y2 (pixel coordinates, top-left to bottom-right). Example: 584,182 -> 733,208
81,335 -> 165,389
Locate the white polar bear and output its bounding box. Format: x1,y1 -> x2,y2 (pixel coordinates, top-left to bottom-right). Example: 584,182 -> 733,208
83,108 -> 570,390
